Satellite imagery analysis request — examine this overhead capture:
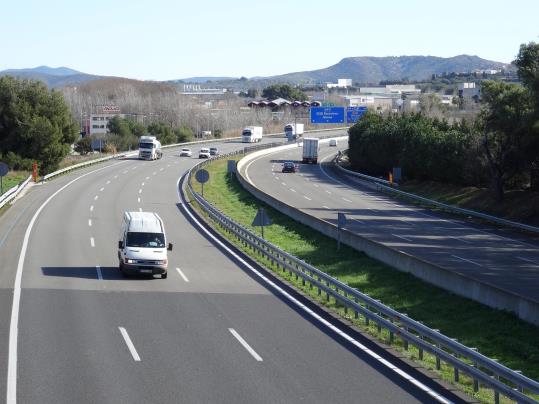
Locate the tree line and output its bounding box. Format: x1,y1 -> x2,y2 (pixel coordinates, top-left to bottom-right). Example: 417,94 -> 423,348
348,42 -> 539,200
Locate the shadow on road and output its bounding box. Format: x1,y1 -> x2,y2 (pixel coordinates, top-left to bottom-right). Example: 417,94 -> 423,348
41,266 -> 160,280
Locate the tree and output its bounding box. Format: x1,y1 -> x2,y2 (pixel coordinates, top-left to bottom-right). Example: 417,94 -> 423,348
174,124 -> 193,142
262,84 -> 306,101
480,81 -> 533,200
514,42 -> 539,189
74,136 -> 93,155
148,122 -> 176,145
0,76 -> 78,173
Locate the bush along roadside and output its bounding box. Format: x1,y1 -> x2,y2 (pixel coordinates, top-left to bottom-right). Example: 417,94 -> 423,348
188,157 -> 539,404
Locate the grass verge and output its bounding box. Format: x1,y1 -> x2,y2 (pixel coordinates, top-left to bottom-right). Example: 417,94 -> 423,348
190,157 -> 539,403
0,172 -> 30,196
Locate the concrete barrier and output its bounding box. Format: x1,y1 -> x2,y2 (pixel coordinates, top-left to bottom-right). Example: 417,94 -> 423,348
236,146 -> 539,326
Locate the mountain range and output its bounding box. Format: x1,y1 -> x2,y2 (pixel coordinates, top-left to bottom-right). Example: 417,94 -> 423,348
0,55 -> 512,88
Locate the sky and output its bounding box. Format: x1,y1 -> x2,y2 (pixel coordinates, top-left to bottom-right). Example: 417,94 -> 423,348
1,0 -> 538,81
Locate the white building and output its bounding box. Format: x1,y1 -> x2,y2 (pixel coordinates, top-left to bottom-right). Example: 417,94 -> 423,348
89,105 -> 122,136
326,78 -> 352,88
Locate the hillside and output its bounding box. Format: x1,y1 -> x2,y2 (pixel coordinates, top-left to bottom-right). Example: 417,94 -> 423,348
0,66 -> 104,88
268,55 -> 512,84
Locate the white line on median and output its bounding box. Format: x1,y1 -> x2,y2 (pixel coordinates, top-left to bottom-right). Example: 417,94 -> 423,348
90,205 -> 94,212
100,187 -> 104,192
303,195 -> 312,201
141,182 -> 145,186
281,182 -> 286,186
342,197 -> 352,203
322,205 -> 330,210
289,188 -> 296,193
138,189 -> 142,194
106,180 -> 111,184
118,327 -> 141,362
325,190 -> 331,194
94,195 -> 98,201
145,177 -> 150,180
137,197 -> 141,203
451,254 -> 483,267
96,265 -> 103,280
176,267 -> 189,282
88,219 -> 92,227
90,237 -> 95,247
393,234 -> 413,242
228,328 -> 263,362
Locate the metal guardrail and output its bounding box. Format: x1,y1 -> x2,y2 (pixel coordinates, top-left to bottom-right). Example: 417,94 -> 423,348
334,157 -> 539,235
0,176 -> 32,209
185,149 -> 539,404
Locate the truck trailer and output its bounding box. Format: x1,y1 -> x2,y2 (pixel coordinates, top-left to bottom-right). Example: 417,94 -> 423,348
302,137 -> 319,164
242,126 -> 263,143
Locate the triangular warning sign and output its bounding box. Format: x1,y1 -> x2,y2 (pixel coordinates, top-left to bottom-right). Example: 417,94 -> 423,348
252,208 -> 272,227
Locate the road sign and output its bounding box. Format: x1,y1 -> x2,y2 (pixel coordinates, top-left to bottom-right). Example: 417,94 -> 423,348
346,106 -> 367,123
0,162 -> 8,177
310,107 -> 345,124
227,160 -> 237,174
338,212 -> 347,228
252,207 -> 272,239
195,169 -> 209,184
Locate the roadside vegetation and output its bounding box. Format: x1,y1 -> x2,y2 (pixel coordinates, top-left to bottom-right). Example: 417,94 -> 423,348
348,42 -> 539,206
0,171 -> 29,195
190,157 -> 539,403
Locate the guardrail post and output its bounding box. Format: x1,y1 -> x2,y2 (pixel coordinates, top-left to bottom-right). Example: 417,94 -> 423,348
326,280 -> 330,302
402,314 -> 408,350
344,292 -> 348,315
354,294 -> 359,319
317,276 -> 322,296
389,319 -> 394,344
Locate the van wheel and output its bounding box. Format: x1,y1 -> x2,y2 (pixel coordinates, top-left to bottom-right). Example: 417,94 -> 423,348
161,272 -> 168,279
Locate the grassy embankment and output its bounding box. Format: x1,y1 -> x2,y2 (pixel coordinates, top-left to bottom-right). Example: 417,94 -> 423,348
400,180 -> 539,227
190,157 -> 539,403
0,172 -> 30,196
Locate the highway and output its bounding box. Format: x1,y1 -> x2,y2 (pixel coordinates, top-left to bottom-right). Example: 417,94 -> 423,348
0,132 -> 465,403
243,140 -> 539,303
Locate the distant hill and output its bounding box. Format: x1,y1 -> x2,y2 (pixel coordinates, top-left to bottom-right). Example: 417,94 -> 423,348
0,66 -> 105,87
173,76 -> 238,83
267,55 -> 512,84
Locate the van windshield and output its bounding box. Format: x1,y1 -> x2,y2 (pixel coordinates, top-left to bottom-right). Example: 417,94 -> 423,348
126,232 -> 165,248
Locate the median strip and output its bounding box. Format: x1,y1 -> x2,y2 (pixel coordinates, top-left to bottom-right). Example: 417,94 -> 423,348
118,327 -> 141,362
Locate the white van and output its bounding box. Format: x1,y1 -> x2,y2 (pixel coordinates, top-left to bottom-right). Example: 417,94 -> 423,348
118,211 -> 172,278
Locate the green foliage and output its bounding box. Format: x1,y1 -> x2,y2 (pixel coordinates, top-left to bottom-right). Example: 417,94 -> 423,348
0,76 -> 78,173
74,136 -> 93,155
148,122 -> 175,145
479,81 -> 533,199
348,112 -> 481,185
262,84 -> 306,101
173,124 -> 193,143
213,128 -> 222,138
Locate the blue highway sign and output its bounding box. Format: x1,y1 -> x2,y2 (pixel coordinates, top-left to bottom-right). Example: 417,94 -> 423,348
310,107 -> 345,124
346,106 -> 367,123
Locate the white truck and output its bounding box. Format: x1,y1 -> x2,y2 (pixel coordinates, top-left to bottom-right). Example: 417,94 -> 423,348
242,126 -> 263,143
284,123 -> 304,140
302,137 -> 319,164
118,211 -> 173,279
138,136 -> 162,160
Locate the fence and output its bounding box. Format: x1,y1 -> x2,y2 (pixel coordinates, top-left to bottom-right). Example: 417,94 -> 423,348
185,146 -> 539,404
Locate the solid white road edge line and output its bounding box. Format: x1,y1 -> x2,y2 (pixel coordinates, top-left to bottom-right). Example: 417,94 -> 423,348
96,265 -> 103,280
228,328 -> 263,362
177,176 -> 453,404
118,327 -> 141,362
176,267 -> 189,282
7,161 -> 126,404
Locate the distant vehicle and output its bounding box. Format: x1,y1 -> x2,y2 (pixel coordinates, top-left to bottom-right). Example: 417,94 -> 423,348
202,130 -> 212,137
302,137 -> 319,164
138,136 -> 162,160
179,148 -> 192,157
282,161 -> 298,173
284,123 -> 304,140
329,139 -> 338,147
209,147 -> 219,156
118,211 -> 173,279
242,126 -> 263,143
199,148 -> 211,158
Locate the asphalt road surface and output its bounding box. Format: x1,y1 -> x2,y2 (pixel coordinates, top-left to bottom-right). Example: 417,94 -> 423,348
244,141 -> 539,303
0,132 -> 466,403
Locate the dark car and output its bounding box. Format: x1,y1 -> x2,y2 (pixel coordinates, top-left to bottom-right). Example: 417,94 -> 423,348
209,147 -> 219,156
282,161 -> 298,173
